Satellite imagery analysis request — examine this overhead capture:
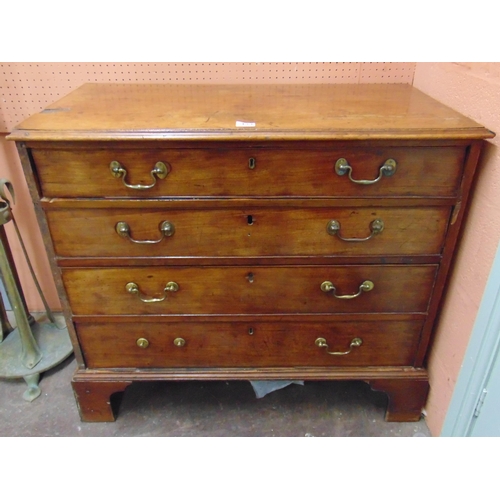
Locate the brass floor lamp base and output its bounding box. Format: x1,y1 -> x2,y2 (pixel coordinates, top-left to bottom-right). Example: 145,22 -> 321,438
0,315 -> 73,401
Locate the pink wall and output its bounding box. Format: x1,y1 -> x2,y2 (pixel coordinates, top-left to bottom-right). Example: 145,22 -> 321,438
413,63 -> 500,435
0,134 -> 61,310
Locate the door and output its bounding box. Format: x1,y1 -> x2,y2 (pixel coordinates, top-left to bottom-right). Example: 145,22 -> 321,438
469,338 -> 500,436
441,240 -> 500,437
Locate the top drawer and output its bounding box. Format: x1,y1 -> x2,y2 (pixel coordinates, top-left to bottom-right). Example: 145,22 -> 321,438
30,144 -> 466,199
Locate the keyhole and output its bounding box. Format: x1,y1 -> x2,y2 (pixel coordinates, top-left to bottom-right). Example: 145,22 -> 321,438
248,328 -> 254,335
246,272 -> 254,283
247,215 -> 254,225
248,157 -> 256,169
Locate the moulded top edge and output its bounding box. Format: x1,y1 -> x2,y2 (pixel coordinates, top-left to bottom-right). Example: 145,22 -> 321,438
6,127 -> 495,142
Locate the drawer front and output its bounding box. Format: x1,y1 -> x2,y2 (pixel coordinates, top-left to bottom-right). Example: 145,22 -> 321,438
31,146 -> 465,198
62,265 -> 438,315
76,319 -> 424,368
46,206 -> 450,258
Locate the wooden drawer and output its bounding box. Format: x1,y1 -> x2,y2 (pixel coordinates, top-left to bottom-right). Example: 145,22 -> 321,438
62,265 -> 438,316
46,206 -> 450,258
31,145 -> 465,198
76,318 -> 425,368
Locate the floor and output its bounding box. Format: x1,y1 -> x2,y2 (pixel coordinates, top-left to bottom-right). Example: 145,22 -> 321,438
0,353 -> 432,437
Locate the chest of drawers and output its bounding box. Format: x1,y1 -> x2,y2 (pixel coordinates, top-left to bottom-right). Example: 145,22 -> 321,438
8,83 -> 493,422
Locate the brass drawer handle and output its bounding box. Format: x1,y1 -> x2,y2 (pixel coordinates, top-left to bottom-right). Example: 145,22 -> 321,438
320,280 -> 374,299
116,221 -> 175,244
315,337 -> 362,356
327,218 -> 384,242
335,158 -> 396,185
136,338 -> 149,349
110,160 -> 170,190
173,338 -> 186,347
126,281 -> 179,303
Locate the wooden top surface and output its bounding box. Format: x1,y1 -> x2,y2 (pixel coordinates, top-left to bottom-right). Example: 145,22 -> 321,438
7,83 -> 494,141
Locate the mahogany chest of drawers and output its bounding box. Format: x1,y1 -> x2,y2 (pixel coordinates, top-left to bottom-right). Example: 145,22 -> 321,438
8,83 -> 493,422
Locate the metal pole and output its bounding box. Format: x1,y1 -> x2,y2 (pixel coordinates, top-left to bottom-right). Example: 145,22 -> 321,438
0,202 -> 42,370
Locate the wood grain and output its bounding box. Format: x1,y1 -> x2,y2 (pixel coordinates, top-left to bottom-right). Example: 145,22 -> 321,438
369,379 -> 430,422
30,144 -> 466,198
71,380 -> 132,422
76,319 -> 425,369
45,206 -> 451,258
61,265 -> 438,315
6,84 -> 493,141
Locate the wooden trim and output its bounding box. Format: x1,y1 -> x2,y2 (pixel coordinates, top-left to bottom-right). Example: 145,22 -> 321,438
71,312 -> 427,323
55,255 -> 443,268
414,140 -> 484,365
41,198 -> 457,209
70,367 -> 428,422
20,139 -> 484,149
8,128 -> 494,142
72,366 -> 429,382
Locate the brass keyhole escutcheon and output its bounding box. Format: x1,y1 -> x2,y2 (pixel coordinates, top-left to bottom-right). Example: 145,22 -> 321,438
248,157 -> 256,169
173,338 -> 186,347
136,338 -> 149,349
